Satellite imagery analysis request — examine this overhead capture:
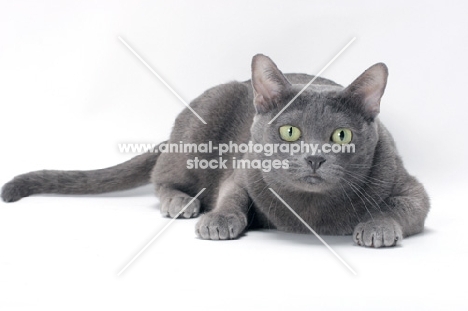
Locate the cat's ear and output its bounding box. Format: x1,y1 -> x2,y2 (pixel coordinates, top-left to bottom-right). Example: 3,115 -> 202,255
342,63 -> 388,120
251,54 -> 291,113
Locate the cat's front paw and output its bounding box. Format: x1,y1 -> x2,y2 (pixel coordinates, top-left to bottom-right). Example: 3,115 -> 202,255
1,179 -> 31,203
195,211 -> 247,240
353,218 -> 403,248
160,196 -> 201,218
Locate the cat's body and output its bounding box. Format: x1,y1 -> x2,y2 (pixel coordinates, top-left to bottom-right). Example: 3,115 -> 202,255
1,55 -> 430,247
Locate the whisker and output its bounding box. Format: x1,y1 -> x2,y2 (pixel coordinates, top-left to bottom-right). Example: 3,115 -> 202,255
342,177 -> 384,216
341,167 -> 396,185
340,170 -> 402,218
339,177 -> 374,221
339,183 -> 361,221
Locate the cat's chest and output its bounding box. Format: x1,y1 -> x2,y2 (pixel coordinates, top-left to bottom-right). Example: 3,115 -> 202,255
249,183 -> 357,235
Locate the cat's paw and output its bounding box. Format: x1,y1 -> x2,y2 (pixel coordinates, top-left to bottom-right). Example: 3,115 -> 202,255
353,218 -> 403,248
195,210 -> 247,240
1,179 -> 31,203
160,196 -> 201,218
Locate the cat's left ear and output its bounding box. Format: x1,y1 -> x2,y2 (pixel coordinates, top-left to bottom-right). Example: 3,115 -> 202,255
342,63 -> 388,120
251,54 -> 291,113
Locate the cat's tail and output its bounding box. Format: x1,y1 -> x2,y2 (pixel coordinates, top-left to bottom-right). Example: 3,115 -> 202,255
1,145 -> 164,203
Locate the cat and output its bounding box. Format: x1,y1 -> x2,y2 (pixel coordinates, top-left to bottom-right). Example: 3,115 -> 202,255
1,54 -> 430,247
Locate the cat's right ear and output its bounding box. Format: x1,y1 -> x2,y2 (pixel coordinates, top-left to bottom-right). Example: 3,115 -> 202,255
251,54 -> 291,113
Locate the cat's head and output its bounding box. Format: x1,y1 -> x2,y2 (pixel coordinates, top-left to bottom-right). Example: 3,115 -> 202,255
250,54 -> 388,193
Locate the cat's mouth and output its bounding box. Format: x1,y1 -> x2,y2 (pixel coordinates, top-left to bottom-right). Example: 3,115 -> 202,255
303,174 -> 324,184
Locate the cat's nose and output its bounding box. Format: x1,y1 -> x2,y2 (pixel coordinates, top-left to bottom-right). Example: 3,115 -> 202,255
305,155 -> 326,172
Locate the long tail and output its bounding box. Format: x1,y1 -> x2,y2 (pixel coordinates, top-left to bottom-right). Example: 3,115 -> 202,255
1,148 -> 162,203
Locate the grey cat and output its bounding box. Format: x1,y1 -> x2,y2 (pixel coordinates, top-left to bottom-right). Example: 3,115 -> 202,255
1,54 -> 430,247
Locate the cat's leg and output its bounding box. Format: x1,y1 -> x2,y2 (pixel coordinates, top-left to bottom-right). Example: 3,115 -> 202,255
152,149 -> 205,219
155,184 -> 201,219
353,215 -> 403,248
353,177 -> 429,248
195,176 -> 249,240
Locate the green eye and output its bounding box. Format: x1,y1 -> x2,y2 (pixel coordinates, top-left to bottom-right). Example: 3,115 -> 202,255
279,125 -> 301,142
331,128 -> 353,144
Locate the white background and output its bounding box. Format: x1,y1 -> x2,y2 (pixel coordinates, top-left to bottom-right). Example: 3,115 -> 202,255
1,1 -> 467,310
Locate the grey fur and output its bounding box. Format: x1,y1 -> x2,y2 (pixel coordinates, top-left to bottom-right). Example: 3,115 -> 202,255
2,148 -> 162,202
1,54 -> 430,247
